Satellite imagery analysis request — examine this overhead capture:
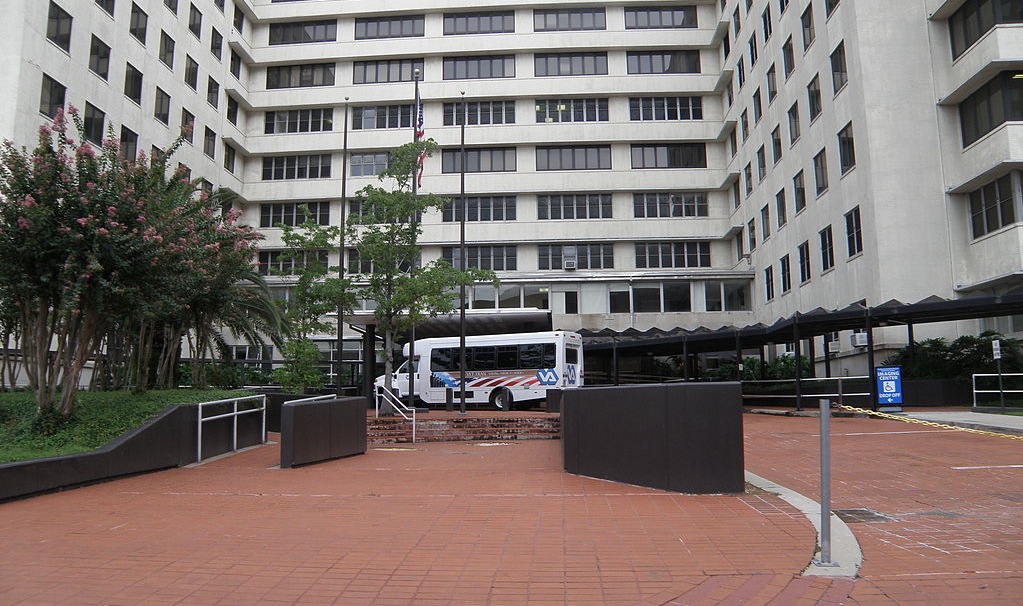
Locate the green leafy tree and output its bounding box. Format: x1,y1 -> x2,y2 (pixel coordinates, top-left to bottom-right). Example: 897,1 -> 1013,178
272,338 -> 325,393
883,331 -> 1022,380
347,141 -> 495,409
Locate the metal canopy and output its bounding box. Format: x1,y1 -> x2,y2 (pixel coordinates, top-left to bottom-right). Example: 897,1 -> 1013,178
346,308 -> 552,341
580,288 -> 1023,356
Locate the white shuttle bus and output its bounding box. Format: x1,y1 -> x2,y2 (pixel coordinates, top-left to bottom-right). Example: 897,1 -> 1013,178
377,331 -> 583,409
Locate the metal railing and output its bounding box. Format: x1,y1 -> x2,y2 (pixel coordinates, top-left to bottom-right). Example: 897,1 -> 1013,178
375,386 -> 418,443
741,375 -> 871,409
972,372 -> 1023,410
196,394 -> 267,463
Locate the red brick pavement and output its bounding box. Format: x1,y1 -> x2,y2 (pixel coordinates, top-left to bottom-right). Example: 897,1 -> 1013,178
0,412 -> 1020,605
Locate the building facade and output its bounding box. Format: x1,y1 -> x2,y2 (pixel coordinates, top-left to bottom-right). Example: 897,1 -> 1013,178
0,0 -> 1018,380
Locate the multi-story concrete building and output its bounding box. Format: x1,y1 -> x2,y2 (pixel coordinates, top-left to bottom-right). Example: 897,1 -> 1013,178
0,0 -> 1019,382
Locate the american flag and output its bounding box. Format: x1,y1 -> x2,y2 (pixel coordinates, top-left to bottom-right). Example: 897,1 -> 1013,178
415,85 -> 426,187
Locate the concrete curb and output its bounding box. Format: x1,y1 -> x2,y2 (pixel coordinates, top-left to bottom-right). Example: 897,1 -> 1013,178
745,471 -> 862,578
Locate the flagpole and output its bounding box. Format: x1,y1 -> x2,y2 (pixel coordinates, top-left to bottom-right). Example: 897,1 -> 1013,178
459,90 -> 467,416
407,68 -> 421,414
336,96 -> 349,397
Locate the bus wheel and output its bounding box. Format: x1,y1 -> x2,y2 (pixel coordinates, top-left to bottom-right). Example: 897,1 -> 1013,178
490,388 -> 512,410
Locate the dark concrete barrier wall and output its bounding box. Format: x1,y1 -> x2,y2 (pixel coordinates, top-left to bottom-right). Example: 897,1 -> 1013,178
0,402 -> 266,502
280,397 -> 368,468
562,383 -> 745,494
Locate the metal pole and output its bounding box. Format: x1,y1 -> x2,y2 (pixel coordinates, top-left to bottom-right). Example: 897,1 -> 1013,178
459,91 -> 467,415
407,69 -> 421,414
816,397 -> 835,566
196,403 -> 203,463
998,357 -> 1005,412
336,97 -> 349,397
794,315 -> 802,411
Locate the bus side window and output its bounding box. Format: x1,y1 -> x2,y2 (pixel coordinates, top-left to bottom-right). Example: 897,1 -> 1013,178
520,343 -> 543,369
565,346 -> 578,365
497,345 -> 518,369
432,348 -> 455,371
543,343 -> 557,367
474,346 -> 496,370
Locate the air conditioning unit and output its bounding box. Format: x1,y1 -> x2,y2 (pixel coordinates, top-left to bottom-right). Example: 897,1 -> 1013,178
563,245 -> 578,270
563,259 -> 577,270
851,332 -> 869,347
827,340 -> 840,353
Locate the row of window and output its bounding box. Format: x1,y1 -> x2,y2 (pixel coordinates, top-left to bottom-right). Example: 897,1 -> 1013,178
761,206 -> 861,301
269,51 -> 701,89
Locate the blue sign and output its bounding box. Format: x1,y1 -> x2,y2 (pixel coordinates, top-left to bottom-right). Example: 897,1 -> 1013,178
536,368 -> 560,385
875,366 -> 903,406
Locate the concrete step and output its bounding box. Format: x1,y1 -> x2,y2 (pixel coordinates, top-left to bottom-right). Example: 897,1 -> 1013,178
368,415 -> 561,444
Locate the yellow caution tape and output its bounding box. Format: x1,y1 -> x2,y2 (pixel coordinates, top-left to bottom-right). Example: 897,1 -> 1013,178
836,405 -> 1023,441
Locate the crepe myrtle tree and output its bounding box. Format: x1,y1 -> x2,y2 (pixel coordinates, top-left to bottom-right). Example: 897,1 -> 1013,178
0,108 -> 262,421
347,140 -> 495,409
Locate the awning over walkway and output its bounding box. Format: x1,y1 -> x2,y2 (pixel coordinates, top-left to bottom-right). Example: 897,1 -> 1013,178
346,308 -> 552,341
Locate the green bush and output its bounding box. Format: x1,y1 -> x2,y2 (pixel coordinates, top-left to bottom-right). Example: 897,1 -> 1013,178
272,339 -> 325,394
881,331 -> 1021,380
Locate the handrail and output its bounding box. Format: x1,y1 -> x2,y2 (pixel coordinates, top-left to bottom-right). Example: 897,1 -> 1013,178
972,372 -> 1023,409
376,385 -> 417,443
741,376 -> 871,409
196,394 -> 266,463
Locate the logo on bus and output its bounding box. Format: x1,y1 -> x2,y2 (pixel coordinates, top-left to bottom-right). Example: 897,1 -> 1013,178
536,368 -> 560,385
566,365 -> 577,385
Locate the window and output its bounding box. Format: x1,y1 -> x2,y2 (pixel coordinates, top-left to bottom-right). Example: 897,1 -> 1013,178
968,174 -> 1016,238
535,53 -> 608,76
226,97 -> 238,125
271,20 -> 339,44
780,255 -> 792,292
164,0 -> 177,13
761,205 -> 771,240
119,126 -> 137,161
124,63 -> 143,104
534,8 -> 606,31
737,56 -> 746,88
845,206 -> 863,256
260,202 -> 330,227
813,149 -> 829,195
258,250 -> 329,276
634,242 -> 711,268
756,146 -> 767,180
838,122 -> 856,173
188,4 -> 202,38
83,102 -> 105,144
748,33 -> 758,66
779,0 -> 790,13
538,194 -> 612,219
441,246 -> 517,270
129,3 -> 148,44
806,77 -> 824,125
261,155 -> 332,180
949,0 -> 1023,59
766,64 -> 778,101
788,101 -> 801,144
350,152 -> 389,176
820,226 -> 835,270
206,77 -> 219,107
764,267 -> 775,300
214,0 -> 224,12
185,56 -> 199,89
782,37 -> 795,78
210,28 -> 223,60
831,42 -> 848,93
776,189 -> 787,227
631,144 -> 706,168
352,105 -> 411,130
771,126 -> 783,163
355,16 -> 424,39
801,4 -> 815,49
89,36 -> 111,80
39,74 -> 66,117
959,72 -> 1023,146
353,59 -> 422,84
203,127 -> 216,158
538,243 -> 614,270
625,7 -> 696,28
223,143 -> 236,173
633,192 -> 708,218
154,88 -> 170,124
442,147 -> 517,172
743,163 -> 753,195
159,31 -> 175,68
180,108 -> 194,142
740,109 -> 749,141
443,11 -> 515,35
826,0 -> 840,17
264,109 -> 334,134
47,2 -> 73,52
444,56 -> 515,79
443,196 -> 517,222
762,5 -> 773,39
538,98 -> 609,122
443,100 -> 516,125
798,241 -> 811,282
747,218 -> 757,250
540,146 -> 613,170
267,63 -> 335,89
233,3 -> 244,32
230,50 -> 242,79
793,171 -> 807,212
626,51 -> 699,74
728,128 -> 738,158
96,0 -> 114,15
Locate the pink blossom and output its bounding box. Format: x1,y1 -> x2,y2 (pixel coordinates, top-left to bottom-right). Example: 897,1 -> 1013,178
107,206 -> 116,216
17,217 -> 31,229
97,228 -> 109,236
76,217 -> 89,226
